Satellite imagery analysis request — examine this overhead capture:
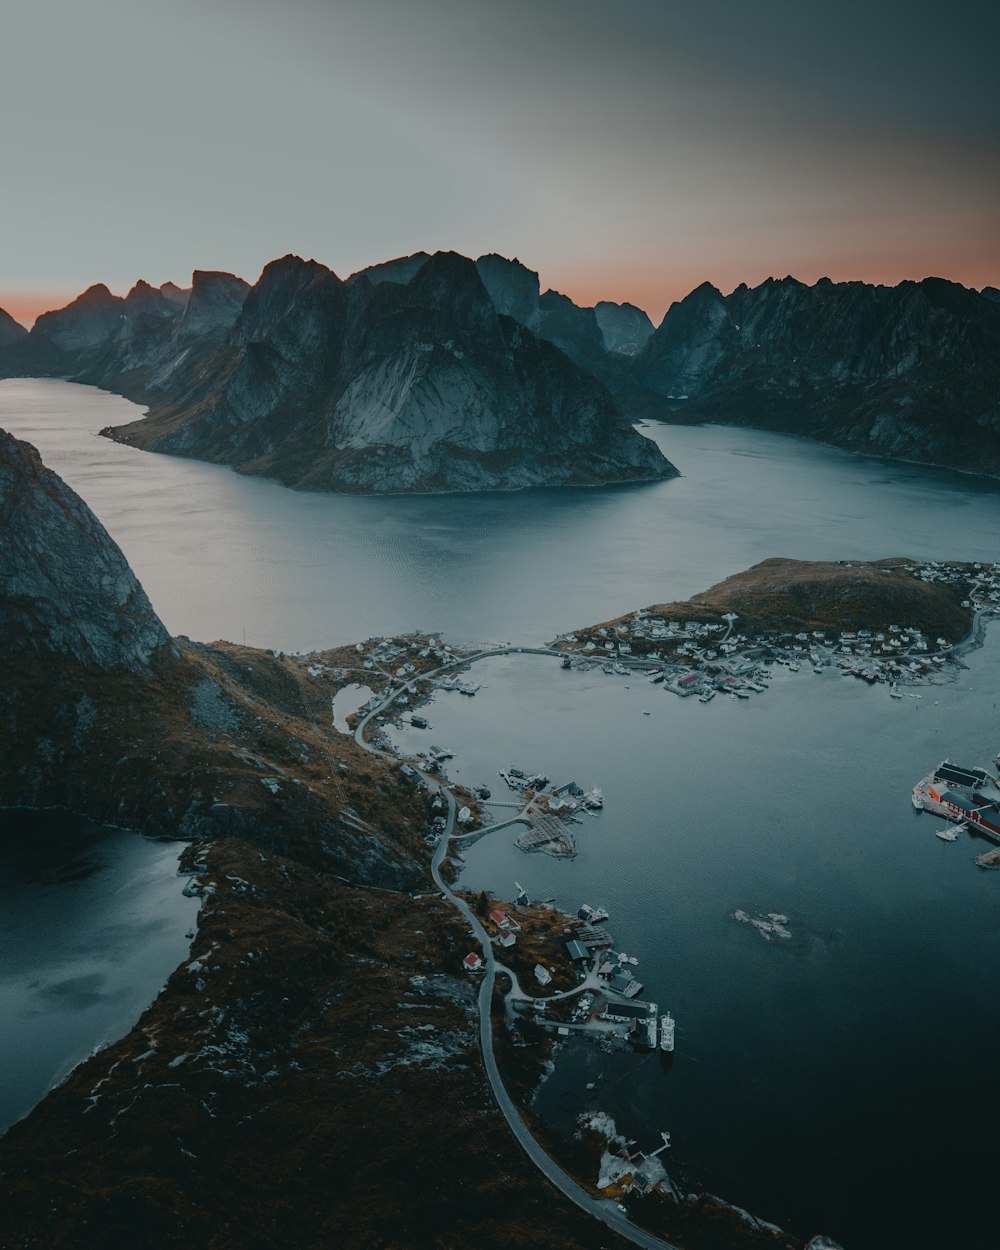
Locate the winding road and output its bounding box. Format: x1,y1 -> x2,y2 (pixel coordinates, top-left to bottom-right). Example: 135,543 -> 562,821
353,645 -> 680,1250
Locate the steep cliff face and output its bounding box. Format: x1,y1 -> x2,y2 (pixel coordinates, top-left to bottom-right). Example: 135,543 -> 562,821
1,253 -> 672,491
0,272 -> 250,393
0,307 -> 27,348
631,276 -> 1000,475
594,300 -> 654,354
102,251 -> 674,492
0,427 -> 170,671
0,430 -> 428,887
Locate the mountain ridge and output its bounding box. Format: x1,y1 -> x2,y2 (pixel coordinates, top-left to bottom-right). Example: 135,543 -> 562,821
628,274 -> 1000,476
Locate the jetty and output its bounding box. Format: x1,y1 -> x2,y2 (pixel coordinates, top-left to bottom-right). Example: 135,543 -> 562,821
515,811 -> 577,857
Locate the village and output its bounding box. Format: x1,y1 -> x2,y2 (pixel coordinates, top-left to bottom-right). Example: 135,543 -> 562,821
552,559 -> 1000,703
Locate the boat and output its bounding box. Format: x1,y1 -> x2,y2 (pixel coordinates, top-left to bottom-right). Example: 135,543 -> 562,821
649,671 -> 666,684
889,684 -> 903,698
788,662 -> 800,673
912,788 -> 925,810
590,907 -> 610,923
583,788 -> 604,810
936,827 -> 960,842
734,688 -> 750,699
578,904 -> 595,921
698,688 -> 716,703
561,655 -> 572,669
660,1013 -> 675,1052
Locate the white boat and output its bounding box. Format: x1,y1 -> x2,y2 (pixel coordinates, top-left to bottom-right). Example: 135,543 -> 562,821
699,688 -> 716,703
660,1013 -> 675,1052
788,662 -> 801,673
936,827 -> 960,842
590,907 -> 610,923
912,789 -> 925,810
889,684 -> 903,698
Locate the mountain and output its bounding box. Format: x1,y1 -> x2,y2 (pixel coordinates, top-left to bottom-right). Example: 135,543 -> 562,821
472,253 -> 633,388
0,253 -> 672,493
629,276 -> 1000,476
0,425 -> 424,886
0,272 -> 250,385
0,307 -> 27,348
594,300 -> 655,355
98,251 -> 673,492
0,427 -> 171,672
365,252 -> 652,391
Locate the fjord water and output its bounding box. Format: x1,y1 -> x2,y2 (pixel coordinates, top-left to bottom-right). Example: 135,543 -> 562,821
387,647 -> 1000,1250
1,378 -> 998,650
2,378 -> 1000,1243
0,812 -> 198,1132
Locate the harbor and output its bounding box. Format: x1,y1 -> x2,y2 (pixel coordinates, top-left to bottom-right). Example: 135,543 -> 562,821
911,757 -> 1000,845
379,629 -> 1000,1250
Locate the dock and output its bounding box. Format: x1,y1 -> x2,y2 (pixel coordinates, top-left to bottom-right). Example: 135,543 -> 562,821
514,811 -> 576,857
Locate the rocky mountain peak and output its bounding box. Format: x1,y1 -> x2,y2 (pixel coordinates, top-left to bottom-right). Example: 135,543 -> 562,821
0,428 -> 171,671
355,251 -> 431,288
124,279 -> 179,320
0,307 -> 27,348
474,254 -> 542,328
159,280 -> 189,305
594,300 -> 654,354
30,284 -> 126,353
178,270 -> 251,337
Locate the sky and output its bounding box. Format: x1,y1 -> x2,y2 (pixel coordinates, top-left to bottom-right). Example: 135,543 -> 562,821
1,0 -> 998,325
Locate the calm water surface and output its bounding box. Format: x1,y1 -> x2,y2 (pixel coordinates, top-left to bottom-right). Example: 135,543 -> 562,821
2,378 -> 999,1242
1,378 -> 998,650
387,647 -> 1000,1250
0,812 -> 198,1133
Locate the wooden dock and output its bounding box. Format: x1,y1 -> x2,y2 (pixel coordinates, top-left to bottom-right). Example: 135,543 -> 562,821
515,812 -> 576,857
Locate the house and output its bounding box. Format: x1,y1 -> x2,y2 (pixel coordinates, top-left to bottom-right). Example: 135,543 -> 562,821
463,953 -> 482,971
498,932 -> 516,948
489,909 -> 511,929
565,939 -> 589,962
602,999 -> 656,1024
534,965 -> 552,986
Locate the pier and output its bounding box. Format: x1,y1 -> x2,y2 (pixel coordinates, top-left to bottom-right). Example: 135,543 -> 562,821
515,812 -> 577,857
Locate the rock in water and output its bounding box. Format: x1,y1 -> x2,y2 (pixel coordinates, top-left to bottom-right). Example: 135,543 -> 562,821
0,427 -> 170,671
99,251 -> 675,493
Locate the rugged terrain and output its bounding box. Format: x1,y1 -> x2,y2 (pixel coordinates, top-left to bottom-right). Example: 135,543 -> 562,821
2,429 -> 827,1249
0,253 -> 674,494
627,276 -> 1000,476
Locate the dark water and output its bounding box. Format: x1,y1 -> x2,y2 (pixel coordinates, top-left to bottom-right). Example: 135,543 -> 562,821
0,812 -> 198,1133
387,646 -> 1000,1249
1,378 -> 998,651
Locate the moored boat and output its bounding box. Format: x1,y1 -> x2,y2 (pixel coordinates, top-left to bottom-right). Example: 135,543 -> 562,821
660,1013 -> 675,1052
